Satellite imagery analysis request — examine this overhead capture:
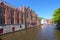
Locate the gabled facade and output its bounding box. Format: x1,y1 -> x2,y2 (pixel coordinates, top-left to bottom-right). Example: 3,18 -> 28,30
0,1 -> 38,27
0,2 -> 22,25
20,6 -> 38,27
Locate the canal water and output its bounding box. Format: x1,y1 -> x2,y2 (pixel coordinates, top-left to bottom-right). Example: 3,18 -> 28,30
0,24 -> 60,40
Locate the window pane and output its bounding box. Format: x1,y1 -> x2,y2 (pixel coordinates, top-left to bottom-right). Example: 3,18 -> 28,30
10,10 -> 14,24
0,8 -> 5,25
0,8 -> 5,15
17,12 -> 19,24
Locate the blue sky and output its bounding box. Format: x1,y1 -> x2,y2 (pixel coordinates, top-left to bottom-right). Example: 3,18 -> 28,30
4,0 -> 60,19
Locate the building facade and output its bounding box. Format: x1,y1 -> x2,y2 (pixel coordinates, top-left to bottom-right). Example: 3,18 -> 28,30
20,6 -> 38,28
0,1 -> 38,27
0,2 -> 22,25
0,1 -> 38,34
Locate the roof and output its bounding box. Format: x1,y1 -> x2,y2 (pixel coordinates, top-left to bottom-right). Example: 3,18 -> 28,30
0,0 -> 17,9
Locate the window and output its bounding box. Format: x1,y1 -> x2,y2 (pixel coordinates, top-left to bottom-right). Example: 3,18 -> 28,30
0,8 -> 5,25
0,8 -> 5,15
21,14 -> 23,24
30,13 -> 32,20
26,12 -> 28,18
11,10 -> 14,17
36,16 -> 37,19
17,12 -> 19,24
10,10 -> 14,24
20,25 -> 22,28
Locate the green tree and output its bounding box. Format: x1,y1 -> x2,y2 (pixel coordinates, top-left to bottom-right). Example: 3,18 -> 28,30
52,8 -> 60,24
38,17 -> 42,21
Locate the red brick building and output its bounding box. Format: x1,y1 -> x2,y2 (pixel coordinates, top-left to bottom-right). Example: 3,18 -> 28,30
0,1 -> 24,25
0,1 -> 38,27
20,6 -> 38,27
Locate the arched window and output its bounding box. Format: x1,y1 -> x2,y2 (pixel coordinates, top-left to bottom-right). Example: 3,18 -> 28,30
0,8 -> 5,25
30,12 -> 32,20
17,12 -> 19,24
10,10 -> 14,24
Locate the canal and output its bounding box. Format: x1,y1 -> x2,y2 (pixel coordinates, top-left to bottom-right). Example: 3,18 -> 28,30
0,24 -> 60,40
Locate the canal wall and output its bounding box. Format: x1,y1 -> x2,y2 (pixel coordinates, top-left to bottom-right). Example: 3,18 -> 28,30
0,24 -> 25,35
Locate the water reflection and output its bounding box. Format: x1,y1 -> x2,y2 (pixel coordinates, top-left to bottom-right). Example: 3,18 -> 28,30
54,30 -> 60,40
0,24 -> 60,40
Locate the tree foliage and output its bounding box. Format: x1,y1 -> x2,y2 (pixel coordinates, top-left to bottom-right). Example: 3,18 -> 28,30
38,17 -> 42,21
52,8 -> 60,24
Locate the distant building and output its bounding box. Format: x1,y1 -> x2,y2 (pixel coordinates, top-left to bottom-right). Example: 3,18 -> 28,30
46,19 -> 52,24
41,18 -> 52,25
41,19 -> 47,24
